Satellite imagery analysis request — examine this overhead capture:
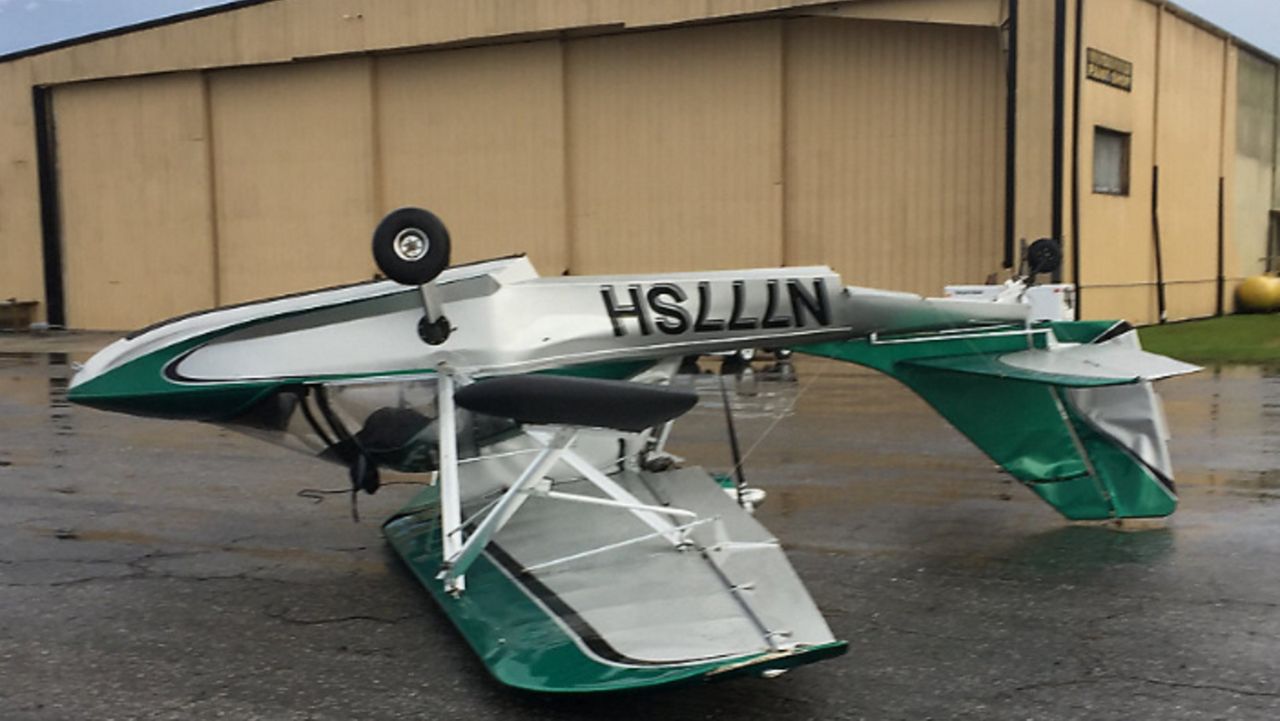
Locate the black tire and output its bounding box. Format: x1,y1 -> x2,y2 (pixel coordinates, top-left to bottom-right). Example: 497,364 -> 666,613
1025,237 -> 1063,276
372,207 -> 451,285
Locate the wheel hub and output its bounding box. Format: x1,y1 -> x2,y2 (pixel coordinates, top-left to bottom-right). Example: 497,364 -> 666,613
393,228 -> 430,262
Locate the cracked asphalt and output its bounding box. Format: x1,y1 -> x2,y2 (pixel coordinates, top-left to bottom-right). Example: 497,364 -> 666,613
1,341 -> 1278,720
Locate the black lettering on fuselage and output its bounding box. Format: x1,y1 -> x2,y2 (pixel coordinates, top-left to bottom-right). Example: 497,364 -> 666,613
787,278 -> 830,328
761,279 -> 791,328
601,278 -> 830,337
694,282 -> 726,332
647,284 -> 691,335
601,285 -> 652,337
728,281 -> 759,330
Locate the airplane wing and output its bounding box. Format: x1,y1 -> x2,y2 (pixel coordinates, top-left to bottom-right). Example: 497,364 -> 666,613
798,320 -> 1198,521
383,422 -> 846,692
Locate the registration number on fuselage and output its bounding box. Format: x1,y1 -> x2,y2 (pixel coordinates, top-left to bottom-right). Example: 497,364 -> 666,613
600,279 -> 831,337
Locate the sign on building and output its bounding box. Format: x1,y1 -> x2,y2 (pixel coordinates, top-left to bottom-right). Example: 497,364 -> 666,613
1086,48 -> 1133,92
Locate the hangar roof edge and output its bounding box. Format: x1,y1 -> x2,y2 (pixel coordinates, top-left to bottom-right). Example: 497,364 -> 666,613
1,0 -> 1274,70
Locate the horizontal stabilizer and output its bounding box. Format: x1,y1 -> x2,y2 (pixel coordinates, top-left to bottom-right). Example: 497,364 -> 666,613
905,338 -> 1200,388
996,333 -> 1200,382
902,354 -> 1128,388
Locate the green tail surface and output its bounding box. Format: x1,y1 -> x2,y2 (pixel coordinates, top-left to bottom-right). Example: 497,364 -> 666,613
797,321 -> 1179,520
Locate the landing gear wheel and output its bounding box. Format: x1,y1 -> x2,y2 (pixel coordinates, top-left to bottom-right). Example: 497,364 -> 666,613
372,207 -> 452,285
418,315 -> 452,346
1025,237 -> 1063,276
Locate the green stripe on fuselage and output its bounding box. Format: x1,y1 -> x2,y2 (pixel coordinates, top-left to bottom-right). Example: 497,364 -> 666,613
69,321 -> 658,424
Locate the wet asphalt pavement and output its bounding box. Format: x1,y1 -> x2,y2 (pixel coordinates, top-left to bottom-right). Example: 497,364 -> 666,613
1,340 -> 1278,720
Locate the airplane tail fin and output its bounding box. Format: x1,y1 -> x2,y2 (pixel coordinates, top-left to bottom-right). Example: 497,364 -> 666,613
797,321 -> 1198,520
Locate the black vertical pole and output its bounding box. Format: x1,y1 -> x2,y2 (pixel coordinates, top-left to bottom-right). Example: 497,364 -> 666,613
1216,176 -> 1225,316
716,374 -> 748,503
32,86 -> 65,328
1051,0 -> 1067,283
1152,165 -> 1168,322
1003,0 -> 1019,270
1070,0 -> 1084,318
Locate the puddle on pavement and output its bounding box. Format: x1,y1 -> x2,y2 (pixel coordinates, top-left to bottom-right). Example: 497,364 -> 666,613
1157,364 -> 1280,497
1,350 -> 88,407
1,352 -> 80,471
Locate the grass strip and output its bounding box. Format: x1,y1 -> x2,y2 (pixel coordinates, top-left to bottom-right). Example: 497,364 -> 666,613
1138,314 -> 1280,364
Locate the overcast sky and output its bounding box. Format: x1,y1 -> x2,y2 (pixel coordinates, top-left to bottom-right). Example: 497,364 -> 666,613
1,0 -> 1278,59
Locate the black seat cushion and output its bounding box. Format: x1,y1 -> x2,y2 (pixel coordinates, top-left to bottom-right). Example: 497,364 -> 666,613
454,375 -> 697,432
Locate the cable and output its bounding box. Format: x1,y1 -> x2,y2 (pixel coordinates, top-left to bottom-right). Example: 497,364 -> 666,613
296,480 -> 432,505
725,360 -> 829,478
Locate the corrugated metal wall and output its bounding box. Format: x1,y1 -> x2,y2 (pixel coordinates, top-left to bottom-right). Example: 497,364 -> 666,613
0,0 -> 842,325
1235,50 -> 1278,278
53,73 -> 217,329
12,0 -> 840,86
0,61 -> 47,313
1073,0 -> 1241,323
208,59 -> 379,304
1011,0 -> 1061,264
3,0 -> 1274,330
566,22 -> 785,274
785,17 -> 1005,292
377,41 -> 569,271
1155,13 -> 1231,320
44,15 -> 1007,328
1073,0 -> 1161,323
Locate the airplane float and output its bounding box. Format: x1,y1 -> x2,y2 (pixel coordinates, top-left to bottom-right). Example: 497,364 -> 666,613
68,208 -> 1197,693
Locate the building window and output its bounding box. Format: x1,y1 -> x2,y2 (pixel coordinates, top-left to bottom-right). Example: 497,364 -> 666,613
1092,127 -> 1130,196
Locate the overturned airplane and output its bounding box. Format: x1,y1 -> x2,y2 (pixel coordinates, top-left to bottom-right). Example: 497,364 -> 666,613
69,208 -> 1196,693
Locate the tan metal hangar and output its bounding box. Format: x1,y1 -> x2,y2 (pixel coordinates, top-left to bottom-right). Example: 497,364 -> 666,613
1,0 -> 1276,330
